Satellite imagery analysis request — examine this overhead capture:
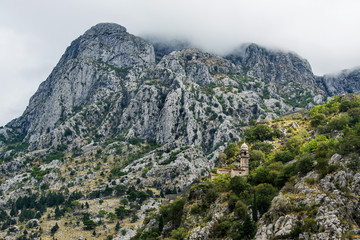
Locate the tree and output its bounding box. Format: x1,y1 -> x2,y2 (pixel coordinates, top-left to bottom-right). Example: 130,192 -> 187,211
347,107 -> 360,125
245,124 -> 274,142
217,153 -> 228,166
285,136 -> 303,155
230,176 -> 250,195
10,205 -> 17,217
251,166 -> 270,185
250,150 -> 265,169
51,223 -> 59,235
310,113 -> 326,127
115,222 -> 120,232
251,150 -> 265,162
273,150 -> 294,163
339,99 -> 357,112
234,200 -> 248,220
242,214 -> 256,239
252,191 -> 258,222
255,183 -> 277,215
170,227 -> 187,240
115,206 -> 128,220
224,143 -> 239,158
83,219 -> 97,230
107,212 -> 117,222
120,199 -> 128,206
328,114 -> 350,131
55,206 -> 63,218
296,154 -> 313,176
160,198 -> 186,229
252,141 -> 274,154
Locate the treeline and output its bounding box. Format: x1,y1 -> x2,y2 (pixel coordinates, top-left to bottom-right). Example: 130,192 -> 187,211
0,191 -> 83,230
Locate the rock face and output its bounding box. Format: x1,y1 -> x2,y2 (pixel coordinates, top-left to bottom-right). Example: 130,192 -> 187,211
255,154 -> 360,240
3,24 -> 307,151
226,44 -> 324,106
8,23 -> 155,148
2,23 -> 360,152
227,44 -> 317,86
319,68 -> 360,96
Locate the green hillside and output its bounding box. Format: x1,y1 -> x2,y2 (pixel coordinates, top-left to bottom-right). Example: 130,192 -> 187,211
132,94 -> 360,240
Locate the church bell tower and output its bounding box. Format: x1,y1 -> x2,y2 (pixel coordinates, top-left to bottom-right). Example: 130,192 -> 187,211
240,142 -> 249,176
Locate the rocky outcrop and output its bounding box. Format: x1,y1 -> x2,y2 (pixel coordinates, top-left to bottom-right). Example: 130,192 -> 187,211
319,68 -> 360,96
227,44 -> 317,86
226,44 -> 324,103
255,153 -> 360,240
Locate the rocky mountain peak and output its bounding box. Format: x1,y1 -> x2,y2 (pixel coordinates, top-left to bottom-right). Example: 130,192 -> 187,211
226,43 -> 316,86
84,22 -> 127,36
7,23 -> 155,143
59,22 -> 155,68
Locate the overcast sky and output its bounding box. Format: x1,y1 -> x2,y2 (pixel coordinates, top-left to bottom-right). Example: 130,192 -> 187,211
1,0 -> 360,126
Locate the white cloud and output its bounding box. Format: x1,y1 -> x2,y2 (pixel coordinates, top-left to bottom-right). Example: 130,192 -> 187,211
1,0 -> 360,125
0,27 -> 46,126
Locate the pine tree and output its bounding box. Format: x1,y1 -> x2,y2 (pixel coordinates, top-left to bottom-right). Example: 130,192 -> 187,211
85,202 -> 90,209
243,214 -> 256,239
115,222 -> 120,232
51,223 -> 59,235
10,205 -> 17,217
252,191 -> 258,222
55,206 -> 62,218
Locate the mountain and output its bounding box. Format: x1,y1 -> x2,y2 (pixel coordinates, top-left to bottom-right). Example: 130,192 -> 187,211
0,23 -> 359,239
319,67 -> 360,96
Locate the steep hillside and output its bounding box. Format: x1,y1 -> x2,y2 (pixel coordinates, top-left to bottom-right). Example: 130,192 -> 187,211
133,94 -> 360,240
0,23 -> 360,240
319,67 -> 360,96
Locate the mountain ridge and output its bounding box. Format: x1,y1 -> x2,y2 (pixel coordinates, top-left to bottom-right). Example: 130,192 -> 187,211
0,22 -> 360,240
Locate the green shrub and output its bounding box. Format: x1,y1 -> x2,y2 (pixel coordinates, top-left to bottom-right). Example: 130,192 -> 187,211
51,223 -> 59,234
224,143 -> 239,158
296,154 -> 313,176
346,153 -> 360,170
170,227 -> 187,240
328,113 -> 350,131
234,200 -> 247,220
310,113 -> 326,127
254,183 -> 277,215
244,124 -> 274,142
230,176 -> 250,195
273,150 -> 294,163
304,177 -> 316,185
285,135 -> 304,155
160,198 -> 186,229
252,142 -> 274,154
213,217 -> 232,238
250,150 -> 265,163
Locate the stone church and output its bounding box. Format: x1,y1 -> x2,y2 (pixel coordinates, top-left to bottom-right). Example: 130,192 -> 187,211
211,142 -> 250,179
